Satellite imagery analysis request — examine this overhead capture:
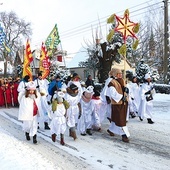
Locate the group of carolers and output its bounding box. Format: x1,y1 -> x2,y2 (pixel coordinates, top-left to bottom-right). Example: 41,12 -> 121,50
1,68 -> 156,145
0,77 -> 21,107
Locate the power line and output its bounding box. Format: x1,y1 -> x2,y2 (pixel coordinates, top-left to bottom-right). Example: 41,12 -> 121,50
32,1 -> 163,47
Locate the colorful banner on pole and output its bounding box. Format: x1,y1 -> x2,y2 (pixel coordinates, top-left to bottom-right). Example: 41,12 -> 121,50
0,24 -> 11,53
22,40 -> 33,80
39,43 -> 51,79
45,24 -> 61,56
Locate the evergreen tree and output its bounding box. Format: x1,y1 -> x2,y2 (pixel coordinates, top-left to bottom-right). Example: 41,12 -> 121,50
135,59 -> 150,83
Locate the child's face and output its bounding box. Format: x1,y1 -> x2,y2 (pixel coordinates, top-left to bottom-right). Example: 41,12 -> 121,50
29,90 -> 35,94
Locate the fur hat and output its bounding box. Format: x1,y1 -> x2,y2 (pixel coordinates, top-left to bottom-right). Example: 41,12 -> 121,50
109,68 -> 121,77
27,81 -> 36,90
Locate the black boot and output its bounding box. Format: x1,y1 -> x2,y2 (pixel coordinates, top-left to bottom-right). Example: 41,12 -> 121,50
139,116 -> 143,121
60,134 -> 65,145
51,133 -> 56,142
86,129 -> 92,135
44,122 -> 50,130
147,118 -> 154,124
122,134 -> 129,143
33,134 -> 37,144
130,112 -> 136,118
25,132 -> 30,141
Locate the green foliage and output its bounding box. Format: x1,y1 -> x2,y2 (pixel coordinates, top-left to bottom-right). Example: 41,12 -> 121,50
135,59 -> 150,82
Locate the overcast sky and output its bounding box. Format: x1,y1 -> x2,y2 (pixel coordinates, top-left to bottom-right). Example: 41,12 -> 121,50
1,0 -> 161,56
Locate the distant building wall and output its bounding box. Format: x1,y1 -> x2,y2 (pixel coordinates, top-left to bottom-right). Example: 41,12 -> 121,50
69,67 -> 93,81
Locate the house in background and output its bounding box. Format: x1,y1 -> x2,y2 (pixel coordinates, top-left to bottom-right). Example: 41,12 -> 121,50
66,47 -> 93,81
67,48 -> 135,82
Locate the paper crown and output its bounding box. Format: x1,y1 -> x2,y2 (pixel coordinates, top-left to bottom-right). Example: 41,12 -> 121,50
26,81 -> 36,90
57,91 -> 65,98
144,73 -> 151,80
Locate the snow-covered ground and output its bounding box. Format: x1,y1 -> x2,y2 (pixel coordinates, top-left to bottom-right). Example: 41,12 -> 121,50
0,93 -> 170,170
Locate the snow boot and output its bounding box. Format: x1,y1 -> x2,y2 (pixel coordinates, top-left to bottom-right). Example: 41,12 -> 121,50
69,128 -> 71,137
139,116 -> 143,121
107,117 -> 111,123
70,128 -> 77,140
33,134 -> 37,144
130,112 -> 136,118
44,122 -> 50,130
25,132 -> 30,141
60,134 -> 65,145
86,129 -> 92,135
81,133 -> 86,136
122,134 -> 129,143
107,129 -> 114,136
51,133 -> 56,142
147,118 -> 154,124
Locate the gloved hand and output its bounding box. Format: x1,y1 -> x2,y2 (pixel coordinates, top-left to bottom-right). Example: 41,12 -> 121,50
145,90 -> 151,95
124,87 -> 129,94
121,96 -> 127,102
78,113 -> 81,119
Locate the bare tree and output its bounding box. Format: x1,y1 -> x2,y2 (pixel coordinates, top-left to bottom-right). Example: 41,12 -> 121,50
0,11 -> 32,76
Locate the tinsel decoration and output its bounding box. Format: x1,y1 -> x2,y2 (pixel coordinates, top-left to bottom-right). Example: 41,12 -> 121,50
107,29 -> 115,42
118,44 -> 127,56
107,14 -> 115,24
133,23 -> 140,33
132,40 -> 139,50
124,9 -> 130,16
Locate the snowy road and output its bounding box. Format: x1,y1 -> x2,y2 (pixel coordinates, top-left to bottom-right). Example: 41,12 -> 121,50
0,93 -> 170,170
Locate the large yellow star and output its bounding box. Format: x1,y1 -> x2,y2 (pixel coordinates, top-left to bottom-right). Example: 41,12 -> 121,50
115,14 -> 138,43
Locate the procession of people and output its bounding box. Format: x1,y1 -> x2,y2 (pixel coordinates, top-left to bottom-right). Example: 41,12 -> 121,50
0,69 -> 156,145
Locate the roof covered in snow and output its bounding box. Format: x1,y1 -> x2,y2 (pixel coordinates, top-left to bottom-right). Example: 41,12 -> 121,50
66,47 -> 88,68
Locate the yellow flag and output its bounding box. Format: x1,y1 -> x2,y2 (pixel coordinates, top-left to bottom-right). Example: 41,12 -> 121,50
22,40 -> 33,80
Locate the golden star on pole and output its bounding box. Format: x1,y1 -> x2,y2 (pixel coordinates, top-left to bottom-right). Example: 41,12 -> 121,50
114,14 -> 138,43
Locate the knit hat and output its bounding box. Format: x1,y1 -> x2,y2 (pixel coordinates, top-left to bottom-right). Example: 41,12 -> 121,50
27,81 -> 36,90
24,75 -> 30,82
38,72 -> 42,77
72,73 -> 80,79
93,90 -> 100,97
55,75 -> 60,79
69,83 -> 78,91
86,85 -> 94,93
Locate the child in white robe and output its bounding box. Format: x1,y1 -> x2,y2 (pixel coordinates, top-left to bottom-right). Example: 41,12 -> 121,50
50,91 -> 67,145
18,81 -> 42,144
91,90 -> 102,132
77,86 -> 94,136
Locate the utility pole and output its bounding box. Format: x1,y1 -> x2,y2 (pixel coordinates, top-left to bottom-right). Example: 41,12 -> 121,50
163,0 -> 169,84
